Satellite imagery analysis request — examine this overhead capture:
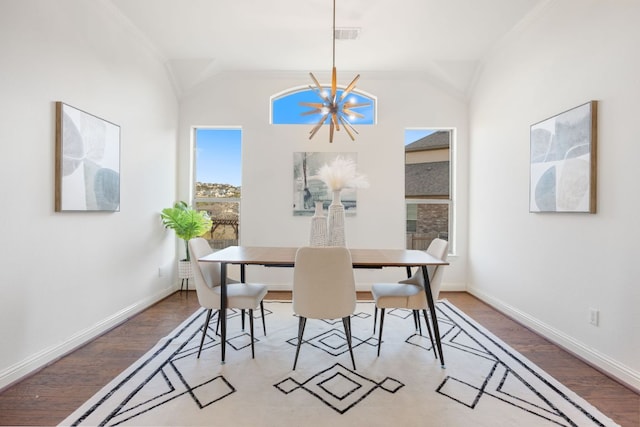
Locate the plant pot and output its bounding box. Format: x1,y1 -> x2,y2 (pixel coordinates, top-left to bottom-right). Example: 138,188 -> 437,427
178,259 -> 192,279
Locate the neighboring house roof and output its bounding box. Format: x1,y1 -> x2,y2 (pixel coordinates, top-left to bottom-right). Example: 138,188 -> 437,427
405,161 -> 450,198
405,130 -> 450,152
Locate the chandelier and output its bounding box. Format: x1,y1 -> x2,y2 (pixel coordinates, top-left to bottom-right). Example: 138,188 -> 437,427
300,0 -> 370,142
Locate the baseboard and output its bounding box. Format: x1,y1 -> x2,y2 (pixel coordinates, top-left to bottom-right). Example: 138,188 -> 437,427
440,281 -> 466,292
267,284 -> 377,292
467,287 -> 640,393
268,281 -> 465,293
0,286 -> 177,392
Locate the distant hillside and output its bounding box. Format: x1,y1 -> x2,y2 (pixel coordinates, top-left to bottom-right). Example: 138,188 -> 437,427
195,182 -> 241,198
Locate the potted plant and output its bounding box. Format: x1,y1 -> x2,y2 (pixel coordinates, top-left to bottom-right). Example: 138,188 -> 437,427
160,201 -> 213,279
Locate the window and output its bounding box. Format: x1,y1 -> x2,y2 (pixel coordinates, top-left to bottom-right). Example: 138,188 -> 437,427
271,87 -> 376,125
405,129 -> 452,252
193,128 -> 241,249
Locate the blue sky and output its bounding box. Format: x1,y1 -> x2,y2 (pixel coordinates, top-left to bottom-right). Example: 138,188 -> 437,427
272,88 -> 375,125
405,129 -> 435,145
195,128 -> 242,186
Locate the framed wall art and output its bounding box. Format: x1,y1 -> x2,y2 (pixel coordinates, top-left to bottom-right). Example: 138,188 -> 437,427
293,152 -> 360,217
55,102 -> 121,212
529,101 -> 597,213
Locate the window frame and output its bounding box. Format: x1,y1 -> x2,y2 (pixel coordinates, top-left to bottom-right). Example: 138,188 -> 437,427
404,127 -> 456,255
191,126 -> 243,248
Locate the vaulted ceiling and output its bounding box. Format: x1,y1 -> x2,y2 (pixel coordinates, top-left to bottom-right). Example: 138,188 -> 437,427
108,0 -> 547,98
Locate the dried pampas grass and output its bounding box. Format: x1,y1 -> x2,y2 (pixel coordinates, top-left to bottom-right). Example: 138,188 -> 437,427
315,156 -> 369,192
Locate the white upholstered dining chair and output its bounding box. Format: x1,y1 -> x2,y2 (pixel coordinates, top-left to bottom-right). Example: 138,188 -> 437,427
292,246 -> 357,370
188,238 -> 268,359
371,238 -> 449,357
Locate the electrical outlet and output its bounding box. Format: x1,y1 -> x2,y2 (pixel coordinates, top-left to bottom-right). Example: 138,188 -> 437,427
589,308 -> 599,326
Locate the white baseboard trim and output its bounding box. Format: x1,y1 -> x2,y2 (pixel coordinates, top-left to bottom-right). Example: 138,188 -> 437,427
467,286 -> 640,393
440,281 -> 466,292
267,284 -> 376,292
267,283 -> 292,291
0,286 -> 177,392
266,281 -> 466,293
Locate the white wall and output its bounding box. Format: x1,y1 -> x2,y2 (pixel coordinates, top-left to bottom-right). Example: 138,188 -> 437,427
0,0 -> 179,389
178,71 -> 469,290
468,0 -> 640,390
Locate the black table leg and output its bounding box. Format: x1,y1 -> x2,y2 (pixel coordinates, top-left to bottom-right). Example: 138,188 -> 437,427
422,265 -> 445,368
220,262 -> 227,363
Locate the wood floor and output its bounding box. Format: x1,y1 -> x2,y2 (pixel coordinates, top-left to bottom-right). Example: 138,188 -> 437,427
0,291 -> 637,426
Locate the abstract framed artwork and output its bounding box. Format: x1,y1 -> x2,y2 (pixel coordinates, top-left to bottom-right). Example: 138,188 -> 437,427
529,101 -> 597,213
55,102 -> 121,212
293,152 -> 359,217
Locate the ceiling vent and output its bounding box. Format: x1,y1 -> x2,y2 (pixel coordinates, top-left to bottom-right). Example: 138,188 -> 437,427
334,27 -> 361,40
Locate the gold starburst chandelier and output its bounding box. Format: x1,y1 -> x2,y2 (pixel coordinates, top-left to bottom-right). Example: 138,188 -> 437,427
300,0 -> 370,143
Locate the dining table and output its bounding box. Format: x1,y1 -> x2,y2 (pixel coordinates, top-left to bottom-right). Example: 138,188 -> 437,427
198,246 -> 449,367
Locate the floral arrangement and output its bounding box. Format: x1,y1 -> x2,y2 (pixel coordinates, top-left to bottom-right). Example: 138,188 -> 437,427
315,156 -> 369,192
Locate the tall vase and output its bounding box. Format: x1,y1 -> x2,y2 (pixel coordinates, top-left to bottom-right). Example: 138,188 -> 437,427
327,190 -> 346,246
309,201 -> 327,246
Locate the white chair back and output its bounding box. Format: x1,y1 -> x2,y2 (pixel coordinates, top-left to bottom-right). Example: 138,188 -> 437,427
293,246 -> 356,320
426,238 -> 448,300
404,238 -> 449,300
189,238 -> 222,309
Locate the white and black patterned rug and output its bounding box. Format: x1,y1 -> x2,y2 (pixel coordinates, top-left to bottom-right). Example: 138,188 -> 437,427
60,301 -> 618,426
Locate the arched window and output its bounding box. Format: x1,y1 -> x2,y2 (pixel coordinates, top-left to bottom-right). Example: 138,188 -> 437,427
271,86 -> 376,125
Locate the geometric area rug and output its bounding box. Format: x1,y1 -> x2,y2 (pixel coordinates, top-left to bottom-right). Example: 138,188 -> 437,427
60,300 -> 619,426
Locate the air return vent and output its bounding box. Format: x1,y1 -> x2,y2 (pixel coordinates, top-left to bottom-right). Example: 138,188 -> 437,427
334,27 -> 361,40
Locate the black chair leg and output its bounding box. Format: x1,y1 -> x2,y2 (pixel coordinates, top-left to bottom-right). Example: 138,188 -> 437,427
414,310 -> 423,335
260,300 -> 267,336
241,309 -> 246,330
249,309 -> 255,359
215,310 -> 221,336
422,309 -> 438,359
377,308 -> 385,356
198,309 -> 213,358
293,317 -> 307,370
342,316 -> 356,370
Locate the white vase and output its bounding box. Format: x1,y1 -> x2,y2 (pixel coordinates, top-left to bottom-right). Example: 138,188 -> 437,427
309,201 -> 328,246
327,190 -> 346,246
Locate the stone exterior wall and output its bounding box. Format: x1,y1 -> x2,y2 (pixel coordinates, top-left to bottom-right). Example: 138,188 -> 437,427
407,204 -> 449,250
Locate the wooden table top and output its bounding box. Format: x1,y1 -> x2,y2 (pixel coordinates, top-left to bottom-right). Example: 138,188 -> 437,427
199,246 -> 448,267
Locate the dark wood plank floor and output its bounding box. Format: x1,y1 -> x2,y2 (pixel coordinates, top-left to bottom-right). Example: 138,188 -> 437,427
0,291 -> 637,426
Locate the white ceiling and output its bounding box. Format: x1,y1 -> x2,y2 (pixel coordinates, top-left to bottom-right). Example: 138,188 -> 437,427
108,0 -> 547,97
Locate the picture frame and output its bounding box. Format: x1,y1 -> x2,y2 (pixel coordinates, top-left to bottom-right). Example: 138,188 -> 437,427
529,101 -> 597,213
55,102 -> 121,212
293,152 -> 359,217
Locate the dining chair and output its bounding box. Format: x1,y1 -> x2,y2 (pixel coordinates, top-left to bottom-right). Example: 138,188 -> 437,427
371,238 -> 449,357
188,238 -> 268,359
292,246 -> 357,370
